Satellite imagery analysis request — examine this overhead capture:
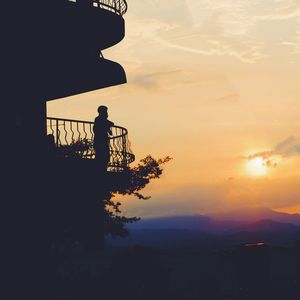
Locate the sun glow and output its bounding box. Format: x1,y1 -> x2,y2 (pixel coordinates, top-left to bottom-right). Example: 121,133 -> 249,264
246,157 -> 269,177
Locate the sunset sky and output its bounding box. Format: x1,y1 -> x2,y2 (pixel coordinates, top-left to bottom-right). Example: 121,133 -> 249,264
48,0 -> 300,218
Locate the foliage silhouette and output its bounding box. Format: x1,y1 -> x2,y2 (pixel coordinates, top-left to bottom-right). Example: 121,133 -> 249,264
57,138 -> 92,158
104,155 -> 172,237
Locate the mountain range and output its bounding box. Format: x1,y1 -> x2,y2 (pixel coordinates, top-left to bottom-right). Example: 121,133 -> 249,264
107,208 -> 300,248
127,207 -> 300,232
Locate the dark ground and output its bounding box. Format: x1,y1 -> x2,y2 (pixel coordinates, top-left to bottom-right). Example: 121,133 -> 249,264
49,240 -> 300,300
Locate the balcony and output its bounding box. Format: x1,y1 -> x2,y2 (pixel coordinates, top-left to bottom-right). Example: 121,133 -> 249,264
60,0 -> 127,50
45,58 -> 127,101
44,1 -> 129,99
9,0 -> 129,101
47,117 -> 135,171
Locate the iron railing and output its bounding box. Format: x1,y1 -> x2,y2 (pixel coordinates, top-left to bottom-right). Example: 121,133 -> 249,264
47,117 -> 135,170
68,0 -> 128,16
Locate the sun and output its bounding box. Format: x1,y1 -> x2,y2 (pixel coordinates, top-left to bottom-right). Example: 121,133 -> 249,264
245,157 -> 268,177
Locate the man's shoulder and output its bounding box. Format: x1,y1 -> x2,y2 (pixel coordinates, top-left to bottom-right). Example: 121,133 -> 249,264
94,116 -> 103,123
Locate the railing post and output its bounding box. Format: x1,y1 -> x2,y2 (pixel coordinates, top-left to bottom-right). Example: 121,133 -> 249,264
56,119 -> 59,146
122,129 -> 127,166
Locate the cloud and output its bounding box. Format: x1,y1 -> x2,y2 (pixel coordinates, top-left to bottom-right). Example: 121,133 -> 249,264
159,34 -> 265,63
121,175 -> 300,217
129,69 -> 200,91
295,20 -> 300,53
256,3 -> 300,21
114,0 -> 270,64
214,93 -> 240,103
155,2 -> 266,63
132,70 -> 183,89
247,136 -> 300,168
280,18 -> 300,54
117,0 -> 300,69
275,136 -> 297,152
247,150 -> 278,168
108,0 -> 300,67
274,136 -> 300,155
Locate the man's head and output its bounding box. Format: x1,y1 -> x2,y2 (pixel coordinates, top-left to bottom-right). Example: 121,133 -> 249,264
98,105 -> 108,118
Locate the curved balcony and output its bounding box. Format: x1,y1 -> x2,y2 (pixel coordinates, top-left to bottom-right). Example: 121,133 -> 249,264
45,58 -> 126,101
55,0 -> 128,51
11,1 -> 128,102
47,117 -> 135,170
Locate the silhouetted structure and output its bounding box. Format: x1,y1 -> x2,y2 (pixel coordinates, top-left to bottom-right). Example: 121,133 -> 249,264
4,2 -> 132,299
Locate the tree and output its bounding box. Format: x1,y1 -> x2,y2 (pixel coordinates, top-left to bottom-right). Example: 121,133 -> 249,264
48,155 -> 171,256
104,155 -> 172,237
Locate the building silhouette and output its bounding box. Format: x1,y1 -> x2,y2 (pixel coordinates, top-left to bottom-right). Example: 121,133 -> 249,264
4,1 -> 133,299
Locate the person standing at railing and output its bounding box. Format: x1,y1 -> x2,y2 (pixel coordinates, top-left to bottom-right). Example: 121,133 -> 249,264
93,106 -> 114,172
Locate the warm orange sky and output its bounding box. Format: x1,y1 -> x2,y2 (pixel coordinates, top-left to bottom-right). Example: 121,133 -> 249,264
48,0 -> 300,218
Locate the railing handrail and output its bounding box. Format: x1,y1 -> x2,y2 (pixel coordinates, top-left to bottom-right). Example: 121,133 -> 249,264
47,117 -> 128,139
68,0 -> 128,16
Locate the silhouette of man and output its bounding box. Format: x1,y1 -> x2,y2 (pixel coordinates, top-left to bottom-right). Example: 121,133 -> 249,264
93,106 -> 114,172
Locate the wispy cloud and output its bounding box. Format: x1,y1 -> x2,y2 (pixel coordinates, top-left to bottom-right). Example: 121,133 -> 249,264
130,70 -> 196,90
275,136 -> 298,153
295,20 -> 300,53
108,0 -> 300,67
213,93 -> 240,103
247,136 -> 300,168
123,175 -> 300,217
256,3 -> 300,21
114,0 -> 269,64
159,34 -> 265,63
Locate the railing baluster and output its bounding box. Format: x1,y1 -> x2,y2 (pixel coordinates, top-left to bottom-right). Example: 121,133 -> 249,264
56,119 -> 59,146
70,122 -> 74,143
63,121 -> 68,145
83,123 -> 87,141
49,119 -> 54,136
122,129 -> 126,166
90,123 -> 94,142
77,122 -> 81,142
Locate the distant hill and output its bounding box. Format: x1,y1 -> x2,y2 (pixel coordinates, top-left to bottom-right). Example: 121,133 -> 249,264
127,215 -> 211,230
235,219 -> 300,233
128,208 -> 300,232
109,211 -> 300,248
225,219 -> 300,246
210,207 -> 300,225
